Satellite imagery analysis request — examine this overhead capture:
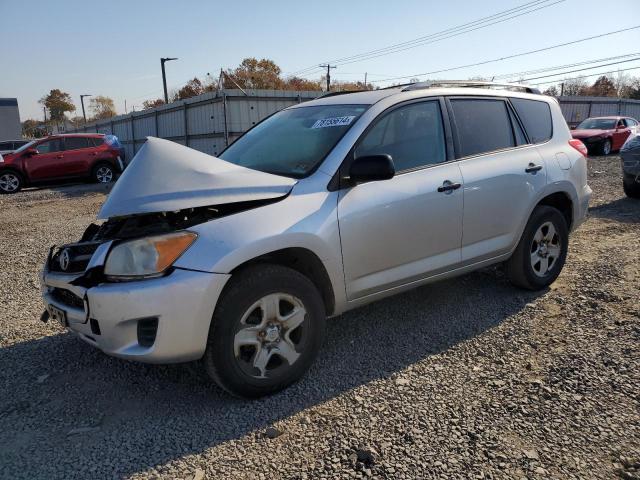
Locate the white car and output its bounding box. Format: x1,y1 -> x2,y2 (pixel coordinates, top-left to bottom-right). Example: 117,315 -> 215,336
41,81 -> 591,398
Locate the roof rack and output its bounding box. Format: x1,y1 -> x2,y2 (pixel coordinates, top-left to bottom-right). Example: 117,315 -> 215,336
401,80 -> 541,94
318,90 -> 368,98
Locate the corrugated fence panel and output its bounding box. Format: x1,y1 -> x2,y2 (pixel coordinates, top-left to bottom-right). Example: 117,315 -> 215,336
133,115 -> 156,140
187,102 -> 216,135
157,109 -> 185,138
113,121 -> 132,142
622,103 -> 640,119
590,102 -> 619,117
188,136 -> 225,156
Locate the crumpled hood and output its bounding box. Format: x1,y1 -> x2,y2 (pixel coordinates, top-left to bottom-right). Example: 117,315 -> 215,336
571,129 -> 610,138
98,137 -> 297,219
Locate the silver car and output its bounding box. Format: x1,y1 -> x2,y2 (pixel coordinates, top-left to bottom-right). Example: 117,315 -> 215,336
41,82 -> 591,397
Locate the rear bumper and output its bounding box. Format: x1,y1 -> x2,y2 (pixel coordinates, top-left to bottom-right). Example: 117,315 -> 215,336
41,268 -> 230,363
574,184 -> 592,230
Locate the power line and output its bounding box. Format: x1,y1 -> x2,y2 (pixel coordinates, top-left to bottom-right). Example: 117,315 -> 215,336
530,66 -> 640,86
516,57 -> 640,82
287,0 -> 564,76
368,25 -> 640,84
492,52 -> 640,79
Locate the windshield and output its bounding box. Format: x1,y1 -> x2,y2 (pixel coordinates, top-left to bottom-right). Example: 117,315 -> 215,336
220,104 -> 369,178
13,140 -> 37,154
577,118 -> 617,130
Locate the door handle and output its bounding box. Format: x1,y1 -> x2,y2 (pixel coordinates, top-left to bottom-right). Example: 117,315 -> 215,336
437,181 -> 462,193
525,163 -> 543,173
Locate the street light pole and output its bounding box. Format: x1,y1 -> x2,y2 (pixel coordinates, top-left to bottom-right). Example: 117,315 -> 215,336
80,95 -> 92,124
160,57 -> 178,103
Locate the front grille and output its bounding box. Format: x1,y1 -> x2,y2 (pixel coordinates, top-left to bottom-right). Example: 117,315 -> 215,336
137,318 -> 159,348
50,288 -> 85,310
49,242 -> 101,273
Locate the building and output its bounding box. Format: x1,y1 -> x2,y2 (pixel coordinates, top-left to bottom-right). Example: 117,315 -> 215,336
0,98 -> 21,140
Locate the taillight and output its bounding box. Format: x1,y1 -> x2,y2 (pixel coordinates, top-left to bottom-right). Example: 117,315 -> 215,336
569,139 -> 588,157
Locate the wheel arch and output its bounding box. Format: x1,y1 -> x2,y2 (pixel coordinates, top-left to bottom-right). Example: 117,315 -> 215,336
0,167 -> 27,186
228,247 -> 336,316
536,191 -> 574,230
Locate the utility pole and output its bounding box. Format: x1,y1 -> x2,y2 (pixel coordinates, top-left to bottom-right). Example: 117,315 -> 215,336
80,95 -> 92,124
364,72 -> 367,88
160,57 -> 178,103
319,64 -> 336,91
560,82 -> 565,96
124,100 -> 127,114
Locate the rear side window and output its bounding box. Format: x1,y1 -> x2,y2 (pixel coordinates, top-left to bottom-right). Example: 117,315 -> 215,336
450,99 -> 514,157
510,98 -> 552,144
64,137 -> 90,150
92,137 -> 105,147
355,100 -> 446,172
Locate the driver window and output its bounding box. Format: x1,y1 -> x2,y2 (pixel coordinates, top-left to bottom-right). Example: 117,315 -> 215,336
36,139 -> 63,154
617,119 -> 625,128
355,101 -> 446,172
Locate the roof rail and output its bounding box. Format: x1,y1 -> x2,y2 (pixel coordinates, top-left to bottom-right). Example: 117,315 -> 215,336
401,80 -> 541,94
318,90 -> 368,98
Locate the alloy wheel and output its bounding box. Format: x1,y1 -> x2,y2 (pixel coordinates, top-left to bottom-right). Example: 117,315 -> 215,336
0,173 -> 20,193
233,293 -> 309,379
603,140 -> 611,155
530,221 -> 562,277
96,166 -> 113,183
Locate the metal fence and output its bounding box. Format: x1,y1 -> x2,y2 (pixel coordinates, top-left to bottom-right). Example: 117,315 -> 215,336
558,96 -> 640,127
68,89 -> 322,160
67,91 -> 640,159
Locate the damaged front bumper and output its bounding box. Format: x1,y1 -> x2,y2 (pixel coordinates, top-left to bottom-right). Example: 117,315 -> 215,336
41,245 -> 230,363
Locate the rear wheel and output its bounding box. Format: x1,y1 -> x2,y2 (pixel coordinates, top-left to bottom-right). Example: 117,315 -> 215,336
507,206 -> 568,290
201,264 -> 326,398
92,163 -> 114,183
623,174 -> 640,198
601,139 -> 612,155
0,171 -> 23,194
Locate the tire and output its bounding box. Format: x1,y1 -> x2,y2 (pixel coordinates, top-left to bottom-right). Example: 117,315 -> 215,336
507,206 -> 569,291
623,174 -> 640,199
601,139 -> 612,156
201,264 -> 326,398
0,170 -> 23,194
92,163 -> 114,183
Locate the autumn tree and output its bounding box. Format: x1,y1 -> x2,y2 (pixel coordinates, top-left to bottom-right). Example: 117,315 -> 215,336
586,76 -> 616,97
331,80 -> 373,92
174,78 -> 204,100
89,96 -> 117,120
21,119 -> 47,138
224,58 -> 284,90
284,76 -> 322,91
561,78 -> 588,96
543,85 -> 559,96
39,89 -> 75,122
142,98 -> 165,110
69,116 -> 85,128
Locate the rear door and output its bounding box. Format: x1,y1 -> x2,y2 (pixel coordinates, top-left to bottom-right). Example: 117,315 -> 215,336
23,138 -> 66,180
62,137 -> 96,176
337,98 -> 464,300
448,96 -> 549,263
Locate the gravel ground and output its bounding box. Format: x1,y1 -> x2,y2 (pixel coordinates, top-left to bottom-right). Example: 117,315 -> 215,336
0,158 -> 638,480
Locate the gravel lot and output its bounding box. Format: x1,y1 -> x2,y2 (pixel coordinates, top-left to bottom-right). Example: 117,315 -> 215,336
0,157 -> 638,480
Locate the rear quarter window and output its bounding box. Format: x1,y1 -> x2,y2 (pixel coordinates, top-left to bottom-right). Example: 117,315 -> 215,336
510,98 -> 553,144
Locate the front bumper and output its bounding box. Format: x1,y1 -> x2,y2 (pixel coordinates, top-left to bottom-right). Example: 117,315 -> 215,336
41,267 -> 230,363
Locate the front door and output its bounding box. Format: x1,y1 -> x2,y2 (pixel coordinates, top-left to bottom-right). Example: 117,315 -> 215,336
338,99 -> 464,300
23,138 -> 66,180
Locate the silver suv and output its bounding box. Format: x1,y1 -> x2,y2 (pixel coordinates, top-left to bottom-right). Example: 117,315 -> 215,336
41,81 -> 591,398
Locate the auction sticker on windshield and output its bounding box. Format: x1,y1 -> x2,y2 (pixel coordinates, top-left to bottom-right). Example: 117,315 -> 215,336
311,116 -> 356,129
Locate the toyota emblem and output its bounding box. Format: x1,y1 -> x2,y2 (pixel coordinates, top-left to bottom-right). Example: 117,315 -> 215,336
59,249 -> 71,271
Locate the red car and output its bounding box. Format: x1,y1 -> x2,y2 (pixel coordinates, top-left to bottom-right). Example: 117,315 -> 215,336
0,134 -> 125,194
571,116 -> 639,156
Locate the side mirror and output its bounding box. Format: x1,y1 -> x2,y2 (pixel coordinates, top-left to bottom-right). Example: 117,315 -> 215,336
349,154 -> 395,185
24,147 -> 38,156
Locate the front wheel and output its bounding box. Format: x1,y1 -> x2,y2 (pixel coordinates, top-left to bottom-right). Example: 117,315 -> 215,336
507,206 -> 569,290
92,163 -> 114,183
201,264 -> 326,398
623,174 -> 640,198
0,171 -> 23,194
601,139 -> 612,155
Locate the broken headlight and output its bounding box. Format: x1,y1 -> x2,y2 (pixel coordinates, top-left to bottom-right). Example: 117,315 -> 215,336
104,231 -> 197,279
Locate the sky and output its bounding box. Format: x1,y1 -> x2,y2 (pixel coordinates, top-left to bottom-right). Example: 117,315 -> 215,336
1,0 -> 639,121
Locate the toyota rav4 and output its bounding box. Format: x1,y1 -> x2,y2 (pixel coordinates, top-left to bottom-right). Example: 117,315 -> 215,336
40,82 -> 591,398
